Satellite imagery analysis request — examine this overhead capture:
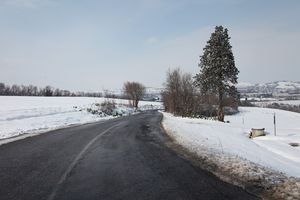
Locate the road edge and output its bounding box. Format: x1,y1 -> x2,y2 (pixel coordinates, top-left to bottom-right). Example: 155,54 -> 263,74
159,112 -> 300,200
159,113 -> 264,199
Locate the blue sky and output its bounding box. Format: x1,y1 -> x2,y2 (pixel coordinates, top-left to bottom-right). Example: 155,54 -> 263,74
0,0 -> 299,91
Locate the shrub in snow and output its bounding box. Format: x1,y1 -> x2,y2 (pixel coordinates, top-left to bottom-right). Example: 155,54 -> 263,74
87,107 -> 101,115
100,99 -> 116,115
86,100 -> 116,116
112,107 -> 135,116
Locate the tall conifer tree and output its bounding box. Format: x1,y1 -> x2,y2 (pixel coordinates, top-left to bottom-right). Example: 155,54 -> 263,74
195,26 -> 239,122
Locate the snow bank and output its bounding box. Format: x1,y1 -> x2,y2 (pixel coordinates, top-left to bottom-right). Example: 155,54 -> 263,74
162,107 -> 300,199
0,96 -> 162,140
163,107 -> 300,177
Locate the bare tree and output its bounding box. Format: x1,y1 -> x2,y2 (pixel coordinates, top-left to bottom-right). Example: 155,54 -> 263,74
43,86 -> 53,96
181,73 -> 197,116
162,68 -> 197,117
123,81 -> 146,108
53,88 -> 62,96
162,68 -> 182,115
11,84 -> 21,95
0,83 -> 5,95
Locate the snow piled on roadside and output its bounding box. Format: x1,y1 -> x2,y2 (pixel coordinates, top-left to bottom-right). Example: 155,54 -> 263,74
162,107 -> 300,199
0,96 -> 162,140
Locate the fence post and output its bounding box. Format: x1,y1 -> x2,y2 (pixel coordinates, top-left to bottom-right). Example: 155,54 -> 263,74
274,113 -> 276,136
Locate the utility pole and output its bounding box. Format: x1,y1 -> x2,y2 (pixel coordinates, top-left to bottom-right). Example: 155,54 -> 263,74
274,113 -> 276,136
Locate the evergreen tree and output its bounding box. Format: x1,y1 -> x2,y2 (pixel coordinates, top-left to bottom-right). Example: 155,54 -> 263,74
195,26 -> 239,122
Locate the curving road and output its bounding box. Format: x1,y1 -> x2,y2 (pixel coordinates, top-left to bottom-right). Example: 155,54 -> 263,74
0,111 -> 259,200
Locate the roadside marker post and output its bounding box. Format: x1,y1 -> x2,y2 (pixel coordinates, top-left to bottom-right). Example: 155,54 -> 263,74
274,113 -> 276,136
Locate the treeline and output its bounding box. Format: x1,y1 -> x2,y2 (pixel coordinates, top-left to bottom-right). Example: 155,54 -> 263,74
265,103 -> 300,114
161,26 -> 239,121
0,83 -> 103,97
161,69 -> 238,118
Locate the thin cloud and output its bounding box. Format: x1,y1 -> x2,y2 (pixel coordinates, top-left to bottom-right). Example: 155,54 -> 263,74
145,37 -> 159,45
0,0 -> 55,8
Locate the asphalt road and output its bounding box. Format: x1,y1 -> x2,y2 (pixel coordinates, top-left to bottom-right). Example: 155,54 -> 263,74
0,111 -> 259,200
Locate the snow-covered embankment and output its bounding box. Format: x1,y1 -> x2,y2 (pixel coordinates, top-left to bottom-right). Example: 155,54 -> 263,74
162,107 -> 300,199
0,96 -> 162,141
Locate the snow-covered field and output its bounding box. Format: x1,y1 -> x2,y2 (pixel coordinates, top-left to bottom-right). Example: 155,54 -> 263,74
162,107 -> 300,198
227,107 -> 300,177
163,107 -> 300,177
0,96 -> 162,141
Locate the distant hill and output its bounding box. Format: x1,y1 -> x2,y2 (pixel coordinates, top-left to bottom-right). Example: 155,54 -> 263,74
143,87 -> 163,101
237,81 -> 300,95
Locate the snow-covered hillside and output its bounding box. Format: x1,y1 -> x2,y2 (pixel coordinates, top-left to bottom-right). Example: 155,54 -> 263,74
237,81 -> 300,94
0,96 -> 162,141
162,107 -> 300,178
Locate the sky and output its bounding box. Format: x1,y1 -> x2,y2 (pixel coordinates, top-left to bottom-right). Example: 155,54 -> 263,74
0,0 -> 299,91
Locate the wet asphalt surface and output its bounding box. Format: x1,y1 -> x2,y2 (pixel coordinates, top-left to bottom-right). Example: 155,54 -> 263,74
0,110 -> 259,200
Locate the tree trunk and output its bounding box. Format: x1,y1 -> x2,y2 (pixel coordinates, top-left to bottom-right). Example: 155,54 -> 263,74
218,91 -> 224,122
218,106 -> 224,122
